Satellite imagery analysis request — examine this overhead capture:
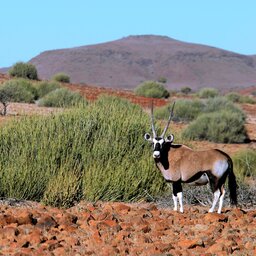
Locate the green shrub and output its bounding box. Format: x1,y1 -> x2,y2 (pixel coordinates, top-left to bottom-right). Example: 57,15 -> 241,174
134,81 -> 169,98
38,88 -> 86,107
203,97 -> 246,119
226,92 -> 241,103
0,96 -> 167,206
226,92 -> 256,104
182,110 -> 247,143
233,149 -> 256,182
52,72 -> 70,83
180,87 -> 192,95
240,96 -> 256,104
0,79 -> 37,103
9,62 -> 38,80
157,77 -> 167,83
198,87 -> 219,98
154,99 -> 204,122
36,81 -> 61,98
154,97 -> 245,123
42,168 -> 82,208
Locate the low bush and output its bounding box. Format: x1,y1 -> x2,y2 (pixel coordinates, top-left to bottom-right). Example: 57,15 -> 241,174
226,92 -> 256,104
233,149 -> 256,182
157,77 -> 167,83
240,96 -> 256,104
203,97 -> 246,119
180,87 -> 192,95
0,79 -> 37,103
198,87 -> 219,98
9,62 -> 38,80
134,81 -> 169,98
38,88 -> 86,107
0,96 -> 167,207
154,99 -> 204,122
182,110 -> 247,143
52,72 -> 70,83
225,92 -> 241,103
154,97 -> 244,123
36,81 -> 61,98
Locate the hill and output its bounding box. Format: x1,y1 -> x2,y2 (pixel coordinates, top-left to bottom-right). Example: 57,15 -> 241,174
1,35 -> 256,90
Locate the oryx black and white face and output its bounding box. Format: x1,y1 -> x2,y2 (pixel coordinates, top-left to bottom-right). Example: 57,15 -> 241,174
145,101 -> 175,159
144,133 -> 174,158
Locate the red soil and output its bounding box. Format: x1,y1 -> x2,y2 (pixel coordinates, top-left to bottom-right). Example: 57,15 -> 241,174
65,83 -> 168,107
0,201 -> 255,255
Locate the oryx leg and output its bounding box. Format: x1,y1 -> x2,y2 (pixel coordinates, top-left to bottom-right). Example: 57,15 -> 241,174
209,189 -> 220,213
217,186 -> 225,214
208,168 -> 228,213
172,181 -> 183,213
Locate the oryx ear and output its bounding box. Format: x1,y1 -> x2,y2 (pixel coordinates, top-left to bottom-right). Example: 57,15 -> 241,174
144,133 -> 152,142
165,134 -> 174,143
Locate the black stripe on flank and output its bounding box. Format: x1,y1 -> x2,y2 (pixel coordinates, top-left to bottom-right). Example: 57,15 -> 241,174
184,171 -> 208,183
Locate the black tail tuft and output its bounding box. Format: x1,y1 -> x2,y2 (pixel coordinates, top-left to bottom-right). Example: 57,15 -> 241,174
228,159 -> 238,205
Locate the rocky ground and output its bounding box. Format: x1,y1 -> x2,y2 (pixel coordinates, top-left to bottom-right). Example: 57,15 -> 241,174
0,200 -> 255,255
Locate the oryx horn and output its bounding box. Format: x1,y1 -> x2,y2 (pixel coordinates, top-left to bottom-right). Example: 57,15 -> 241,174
150,101 -> 157,138
161,102 -> 175,138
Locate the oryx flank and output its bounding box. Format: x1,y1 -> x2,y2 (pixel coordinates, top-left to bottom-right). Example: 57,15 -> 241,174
144,103 -> 237,213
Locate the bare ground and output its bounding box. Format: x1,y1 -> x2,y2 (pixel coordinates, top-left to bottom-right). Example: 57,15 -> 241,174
0,200 -> 255,255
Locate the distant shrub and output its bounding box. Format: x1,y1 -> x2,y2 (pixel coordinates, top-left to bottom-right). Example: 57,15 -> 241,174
198,87 -> 219,98
9,62 -> 38,80
180,87 -> 192,95
182,110 -> 247,143
157,77 -> 167,83
225,92 -> 241,103
52,72 -> 70,83
233,149 -> 256,182
203,97 -> 246,119
240,96 -> 256,104
38,88 -> 86,107
226,92 -> 256,104
134,81 -> 169,98
36,81 -> 61,98
0,79 -> 37,103
154,97 -> 244,123
251,91 -> 256,96
154,99 -> 204,122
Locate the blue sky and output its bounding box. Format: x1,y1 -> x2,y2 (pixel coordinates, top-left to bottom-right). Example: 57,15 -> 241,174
1,0 -> 256,67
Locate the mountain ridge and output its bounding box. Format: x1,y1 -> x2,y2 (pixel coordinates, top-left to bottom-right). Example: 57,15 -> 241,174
1,35 -> 256,90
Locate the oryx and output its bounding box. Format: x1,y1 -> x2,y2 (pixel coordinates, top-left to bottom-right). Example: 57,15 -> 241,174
144,103 -> 237,213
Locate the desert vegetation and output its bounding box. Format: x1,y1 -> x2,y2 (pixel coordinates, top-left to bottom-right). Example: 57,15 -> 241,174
52,72 -> 70,83
154,97 -> 247,143
0,78 -> 37,104
0,93 -> 255,208
8,62 -> 38,80
36,81 -> 61,98
134,80 -> 169,98
37,88 -> 86,107
182,110 -> 247,143
198,87 -> 219,98
226,92 -> 256,104
0,96 -> 168,207
0,78 -> 85,114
